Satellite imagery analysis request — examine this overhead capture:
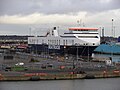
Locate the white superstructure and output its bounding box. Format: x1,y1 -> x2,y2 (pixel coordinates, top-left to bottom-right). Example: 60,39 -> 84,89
28,27 -> 100,56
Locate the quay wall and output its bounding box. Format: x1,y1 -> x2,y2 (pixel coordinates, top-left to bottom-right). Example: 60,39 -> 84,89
0,70 -> 120,81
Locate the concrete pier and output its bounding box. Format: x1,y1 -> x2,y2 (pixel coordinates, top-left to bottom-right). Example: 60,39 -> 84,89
0,70 -> 120,81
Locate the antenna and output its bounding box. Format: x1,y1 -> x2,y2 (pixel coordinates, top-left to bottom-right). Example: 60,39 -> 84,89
113,26 -> 115,37
112,19 -> 114,37
99,27 -> 101,37
102,27 -> 104,37
83,22 -> 85,27
29,27 -> 31,36
77,19 -> 82,26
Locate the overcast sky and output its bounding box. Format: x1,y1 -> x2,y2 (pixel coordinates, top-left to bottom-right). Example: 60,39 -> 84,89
0,0 -> 120,37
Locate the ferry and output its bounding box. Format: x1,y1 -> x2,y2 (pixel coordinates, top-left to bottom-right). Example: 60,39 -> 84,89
28,26 -> 100,57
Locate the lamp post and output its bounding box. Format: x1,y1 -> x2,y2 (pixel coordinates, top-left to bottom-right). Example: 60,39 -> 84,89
35,39 -> 38,54
114,26 -> 115,38
76,44 -> 79,62
88,46 -> 89,61
73,56 -> 75,74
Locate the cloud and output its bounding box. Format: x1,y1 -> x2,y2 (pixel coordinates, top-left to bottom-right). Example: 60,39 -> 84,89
100,0 -> 112,3
0,12 -> 87,24
0,0 -> 120,36
0,9 -> 120,26
0,0 -> 120,15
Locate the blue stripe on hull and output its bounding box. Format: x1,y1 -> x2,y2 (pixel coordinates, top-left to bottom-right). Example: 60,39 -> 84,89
28,44 -> 97,56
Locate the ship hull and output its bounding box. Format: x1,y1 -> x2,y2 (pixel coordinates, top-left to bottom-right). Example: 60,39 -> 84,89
28,44 -> 97,57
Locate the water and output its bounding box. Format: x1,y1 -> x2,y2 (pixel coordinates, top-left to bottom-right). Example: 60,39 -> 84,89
0,78 -> 120,90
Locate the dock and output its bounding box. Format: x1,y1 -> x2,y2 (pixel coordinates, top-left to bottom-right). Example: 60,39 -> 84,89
0,69 -> 120,81
0,51 -> 120,81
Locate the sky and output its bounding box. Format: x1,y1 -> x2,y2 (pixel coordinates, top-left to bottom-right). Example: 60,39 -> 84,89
0,0 -> 120,37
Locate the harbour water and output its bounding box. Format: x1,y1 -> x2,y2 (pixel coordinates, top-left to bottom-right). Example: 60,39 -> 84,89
0,78 -> 120,90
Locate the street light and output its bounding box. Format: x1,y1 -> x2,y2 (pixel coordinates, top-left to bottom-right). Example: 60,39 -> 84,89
73,56 -> 75,74
88,46 -> 90,61
76,44 -> 79,62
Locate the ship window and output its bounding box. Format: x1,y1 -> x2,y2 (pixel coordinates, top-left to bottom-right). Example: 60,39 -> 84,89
72,40 -> 74,45
95,36 -> 98,38
49,40 -> 51,44
74,30 -> 78,31
78,36 -> 98,38
77,29 -> 97,31
48,40 -> 49,44
42,40 -> 44,44
54,40 -> 56,45
64,33 -> 98,34
52,40 -> 54,44
59,40 -> 60,45
63,40 -> 65,45
66,40 -> 67,45
79,29 -> 88,31
56,40 -> 58,45
61,36 -> 76,38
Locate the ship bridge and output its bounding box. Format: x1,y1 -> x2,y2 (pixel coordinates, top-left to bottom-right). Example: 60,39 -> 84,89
67,27 -> 100,46
68,27 -> 98,31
